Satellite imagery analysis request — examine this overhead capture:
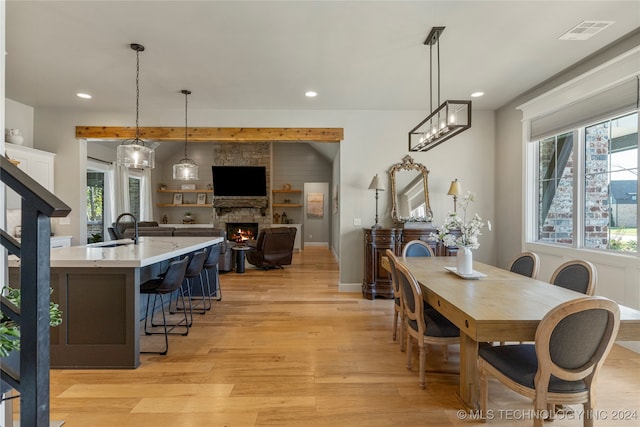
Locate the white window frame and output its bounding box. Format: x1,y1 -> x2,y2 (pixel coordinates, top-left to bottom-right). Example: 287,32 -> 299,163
519,47 -> 640,259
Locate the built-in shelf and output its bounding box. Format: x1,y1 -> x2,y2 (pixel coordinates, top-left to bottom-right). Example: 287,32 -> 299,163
156,203 -> 212,208
157,189 -> 213,193
273,203 -> 303,208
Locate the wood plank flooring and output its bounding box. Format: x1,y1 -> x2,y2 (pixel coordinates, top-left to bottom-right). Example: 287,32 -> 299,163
40,247 -> 640,426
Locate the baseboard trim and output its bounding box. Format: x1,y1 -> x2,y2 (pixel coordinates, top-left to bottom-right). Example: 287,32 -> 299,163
304,242 -> 329,248
339,282 -> 361,293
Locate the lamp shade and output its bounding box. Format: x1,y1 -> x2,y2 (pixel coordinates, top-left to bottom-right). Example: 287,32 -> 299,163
447,179 -> 461,196
368,174 -> 386,191
173,158 -> 199,180
117,142 -> 155,169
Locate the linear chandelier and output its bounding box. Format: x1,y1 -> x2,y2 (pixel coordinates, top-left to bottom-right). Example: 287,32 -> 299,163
117,43 -> 155,169
409,27 -> 471,152
173,89 -> 199,180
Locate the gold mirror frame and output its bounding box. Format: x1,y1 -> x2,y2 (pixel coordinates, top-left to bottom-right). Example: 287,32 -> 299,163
388,155 -> 432,224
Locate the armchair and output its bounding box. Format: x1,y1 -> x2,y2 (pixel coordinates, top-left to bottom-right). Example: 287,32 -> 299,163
245,227 -> 297,269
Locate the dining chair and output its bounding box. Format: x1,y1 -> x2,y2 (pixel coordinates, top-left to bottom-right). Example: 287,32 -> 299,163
509,251 -> 540,279
549,260 -> 597,296
395,261 -> 460,389
479,296 -> 620,427
385,249 -> 405,351
140,256 -> 190,355
402,239 -> 435,257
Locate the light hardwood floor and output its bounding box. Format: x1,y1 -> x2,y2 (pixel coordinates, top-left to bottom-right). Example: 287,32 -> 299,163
41,247 -> 640,426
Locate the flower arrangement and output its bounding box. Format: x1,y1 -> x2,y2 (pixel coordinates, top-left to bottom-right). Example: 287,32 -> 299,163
432,191 -> 490,249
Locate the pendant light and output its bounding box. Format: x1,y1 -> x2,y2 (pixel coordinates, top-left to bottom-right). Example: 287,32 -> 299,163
117,43 -> 155,169
409,27 -> 471,152
172,89 -> 199,180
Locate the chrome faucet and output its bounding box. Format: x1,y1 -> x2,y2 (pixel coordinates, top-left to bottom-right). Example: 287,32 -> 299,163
115,213 -> 139,244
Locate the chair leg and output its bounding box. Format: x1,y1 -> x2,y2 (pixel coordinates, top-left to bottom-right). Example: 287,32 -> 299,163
392,310 -> 398,341
418,341 -> 426,389
141,293 -> 169,355
406,333 -> 413,371
400,318 -> 406,352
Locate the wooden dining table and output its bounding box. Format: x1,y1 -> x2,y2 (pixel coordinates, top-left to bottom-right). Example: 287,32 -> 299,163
394,256 -> 640,410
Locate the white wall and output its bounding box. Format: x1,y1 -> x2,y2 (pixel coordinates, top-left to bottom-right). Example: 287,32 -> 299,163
30,106 -> 497,287
4,98 -> 33,147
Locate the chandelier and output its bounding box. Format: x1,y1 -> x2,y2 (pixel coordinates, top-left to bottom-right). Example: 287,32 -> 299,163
409,27 -> 471,152
116,43 -> 155,169
173,89 -> 199,180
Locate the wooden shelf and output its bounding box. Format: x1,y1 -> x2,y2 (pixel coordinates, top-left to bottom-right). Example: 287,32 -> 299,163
272,189 -> 302,194
158,189 -> 213,193
273,203 -> 303,208
156,204 -> 212,208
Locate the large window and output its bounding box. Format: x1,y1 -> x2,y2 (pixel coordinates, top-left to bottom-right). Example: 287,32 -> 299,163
535,112 -> 638,253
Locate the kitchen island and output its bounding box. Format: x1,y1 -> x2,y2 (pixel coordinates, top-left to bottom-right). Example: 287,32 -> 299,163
9,236 -> 223,368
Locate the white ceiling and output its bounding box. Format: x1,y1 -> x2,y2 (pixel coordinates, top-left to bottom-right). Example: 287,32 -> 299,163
5,1 -> 640,115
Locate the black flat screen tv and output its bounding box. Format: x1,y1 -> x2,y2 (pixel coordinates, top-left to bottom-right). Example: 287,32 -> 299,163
212,166 -> 267,197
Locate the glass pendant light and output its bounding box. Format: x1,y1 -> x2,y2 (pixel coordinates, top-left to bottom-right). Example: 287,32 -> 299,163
172,89 -> 199,180
117,43 -> 155,169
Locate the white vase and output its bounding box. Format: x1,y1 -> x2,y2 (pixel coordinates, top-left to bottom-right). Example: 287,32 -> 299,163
456,246 -> 473,275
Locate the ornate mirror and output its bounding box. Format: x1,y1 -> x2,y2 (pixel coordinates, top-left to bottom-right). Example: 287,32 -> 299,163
389,155 -> 432,224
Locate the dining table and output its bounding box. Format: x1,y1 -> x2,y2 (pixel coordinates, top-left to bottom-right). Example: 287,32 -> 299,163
394,256 -> 640,410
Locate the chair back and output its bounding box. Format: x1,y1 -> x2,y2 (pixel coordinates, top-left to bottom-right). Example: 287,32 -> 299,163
395,261 -> 425,335
535,296 -> 619,386
186,250 -> 208,277
247,227 -> 297,267
385,249 -> 401,306
156,257 -> 189,293
509,251 -> 540,279
549,260 -> 596,295
402,240 -> 434,257
203,244 -> 221,269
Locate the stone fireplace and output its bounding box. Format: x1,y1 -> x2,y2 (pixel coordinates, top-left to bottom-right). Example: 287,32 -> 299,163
226,222 -> 259,243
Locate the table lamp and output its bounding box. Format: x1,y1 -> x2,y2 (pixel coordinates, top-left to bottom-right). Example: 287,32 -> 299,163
368,174 -> 386,228
447,179 -> 461,212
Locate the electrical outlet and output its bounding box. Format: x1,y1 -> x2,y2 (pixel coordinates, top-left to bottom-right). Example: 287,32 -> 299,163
353,218 -> 361,226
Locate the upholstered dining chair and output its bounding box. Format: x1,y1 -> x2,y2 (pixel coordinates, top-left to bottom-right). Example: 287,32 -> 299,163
395,261 -> 460,389
509,251 -> 540,279
385,249 -> 406,351
479,296 -> 620,427
402,239 -> 435,257
549,260 -> 597,296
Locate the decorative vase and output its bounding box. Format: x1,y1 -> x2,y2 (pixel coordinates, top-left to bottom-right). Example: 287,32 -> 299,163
5,129 -> 24,145
456,246 -> 473,275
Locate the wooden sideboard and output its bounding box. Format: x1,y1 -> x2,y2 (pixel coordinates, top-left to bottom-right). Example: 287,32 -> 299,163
362,226 -> 456,300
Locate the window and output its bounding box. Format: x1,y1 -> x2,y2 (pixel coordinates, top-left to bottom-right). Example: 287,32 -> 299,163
538,131 -> 574,245
128,175 -> 141,220
584,113 -> 638,252
534,112 -> 638,253
87,171 -> 105,243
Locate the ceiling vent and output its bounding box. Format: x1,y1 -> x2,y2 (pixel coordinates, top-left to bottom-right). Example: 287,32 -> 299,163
559,21 -> 614,40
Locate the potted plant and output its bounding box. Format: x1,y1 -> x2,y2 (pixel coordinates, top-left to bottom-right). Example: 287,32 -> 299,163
1,286 -> 62,357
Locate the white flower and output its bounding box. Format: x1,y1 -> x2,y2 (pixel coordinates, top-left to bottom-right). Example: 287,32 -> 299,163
437,191 -> 491,249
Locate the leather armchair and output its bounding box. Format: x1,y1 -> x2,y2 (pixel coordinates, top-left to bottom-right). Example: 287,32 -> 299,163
245,227 -> 297,269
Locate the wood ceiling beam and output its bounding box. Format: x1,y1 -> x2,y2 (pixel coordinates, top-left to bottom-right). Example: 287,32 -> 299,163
75,126 -> 343,143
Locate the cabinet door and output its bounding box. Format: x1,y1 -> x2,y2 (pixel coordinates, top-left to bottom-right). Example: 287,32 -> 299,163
5,146 -> 55,209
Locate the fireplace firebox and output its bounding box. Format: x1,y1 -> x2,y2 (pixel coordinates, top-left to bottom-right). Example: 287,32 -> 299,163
226,223 -> 259,243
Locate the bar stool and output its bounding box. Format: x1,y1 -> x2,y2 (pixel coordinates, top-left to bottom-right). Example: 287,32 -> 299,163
202,244 -> 222,306
179,249 -> 208,318
140,256 -> 189,355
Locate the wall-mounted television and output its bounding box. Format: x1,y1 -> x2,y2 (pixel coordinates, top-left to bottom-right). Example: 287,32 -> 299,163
212,166 -> 267,197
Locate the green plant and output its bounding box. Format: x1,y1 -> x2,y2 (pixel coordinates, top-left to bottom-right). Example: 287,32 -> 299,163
1,286 -> 62,357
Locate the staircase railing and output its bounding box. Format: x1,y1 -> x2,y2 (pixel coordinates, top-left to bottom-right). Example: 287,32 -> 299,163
1,155 -> 71,426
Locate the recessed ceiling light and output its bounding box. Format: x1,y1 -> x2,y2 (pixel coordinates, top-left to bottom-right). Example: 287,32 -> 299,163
77,93 -> 92,99
471,92 -> 484,98
305,91 -> 318,98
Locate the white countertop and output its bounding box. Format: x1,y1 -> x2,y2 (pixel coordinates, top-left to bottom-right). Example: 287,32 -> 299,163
9,236 -> 223,269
